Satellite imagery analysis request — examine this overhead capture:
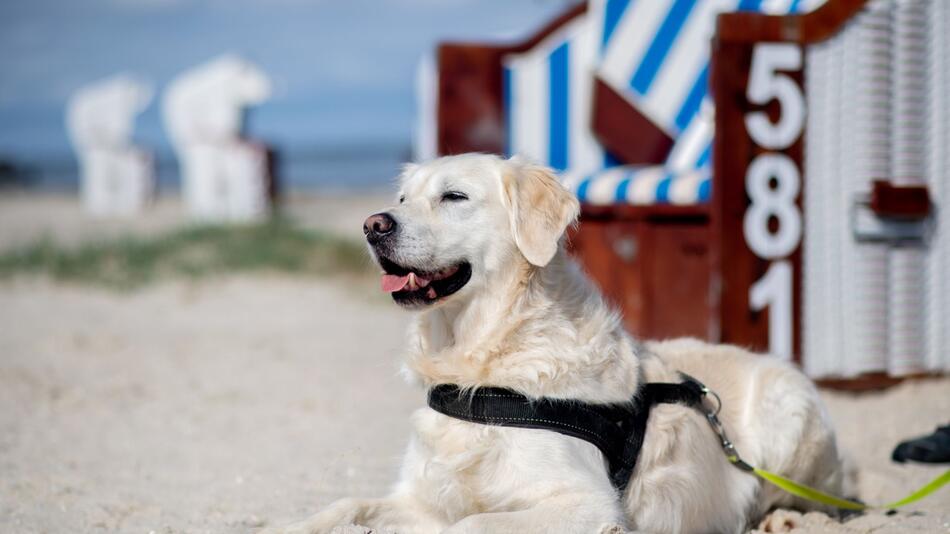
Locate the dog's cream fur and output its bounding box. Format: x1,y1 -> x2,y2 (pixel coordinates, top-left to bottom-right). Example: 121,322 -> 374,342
264,154 -> 846,534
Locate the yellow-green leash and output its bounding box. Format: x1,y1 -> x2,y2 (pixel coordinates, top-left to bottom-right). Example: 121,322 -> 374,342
689,375 -> 950,511
747,463 -> 950,511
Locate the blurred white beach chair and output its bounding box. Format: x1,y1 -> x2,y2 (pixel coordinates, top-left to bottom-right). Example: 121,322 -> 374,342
65,74 -> 155,216
163,54 -> 273,222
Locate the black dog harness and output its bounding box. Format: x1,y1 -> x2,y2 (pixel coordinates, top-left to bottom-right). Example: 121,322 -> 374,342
427,376 -> 706,491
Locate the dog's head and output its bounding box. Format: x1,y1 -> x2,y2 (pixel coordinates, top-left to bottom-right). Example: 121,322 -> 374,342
363,154 -> 579,309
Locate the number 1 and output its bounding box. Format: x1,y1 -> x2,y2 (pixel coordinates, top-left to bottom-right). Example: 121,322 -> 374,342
750,260 -> 792,360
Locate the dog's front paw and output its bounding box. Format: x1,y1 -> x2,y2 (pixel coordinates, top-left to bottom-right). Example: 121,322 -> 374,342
257,520 -> 337,534
256,524 -> 313,534
328,526 -> 377,534
757,509 -> 803,533
258,523 -> 385,534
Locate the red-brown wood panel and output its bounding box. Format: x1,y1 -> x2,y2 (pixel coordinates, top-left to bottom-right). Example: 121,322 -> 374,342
569,219 -> 646,334
569,207 -> 713,340
436,45 -> 508,156
641,221 -> 714,340
436,3 -> 587,156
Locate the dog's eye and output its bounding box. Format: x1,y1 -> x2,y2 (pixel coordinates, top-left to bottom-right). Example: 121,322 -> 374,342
441,191 -> 468,202
398,195 -> 405,204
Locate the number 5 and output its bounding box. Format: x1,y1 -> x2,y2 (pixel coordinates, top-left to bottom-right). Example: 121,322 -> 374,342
745,44 -> 804,150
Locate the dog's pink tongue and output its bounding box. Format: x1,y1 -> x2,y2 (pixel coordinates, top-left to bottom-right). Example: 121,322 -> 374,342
381,274 -> 410,293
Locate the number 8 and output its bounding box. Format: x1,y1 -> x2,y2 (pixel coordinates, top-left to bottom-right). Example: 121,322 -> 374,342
744,153 -> 801,261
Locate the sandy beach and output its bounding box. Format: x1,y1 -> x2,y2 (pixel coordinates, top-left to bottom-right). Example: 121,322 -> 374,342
1,192 -> 949,533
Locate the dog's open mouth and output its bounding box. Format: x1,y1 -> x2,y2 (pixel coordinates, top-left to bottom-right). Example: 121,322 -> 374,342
377,256 -> 472,306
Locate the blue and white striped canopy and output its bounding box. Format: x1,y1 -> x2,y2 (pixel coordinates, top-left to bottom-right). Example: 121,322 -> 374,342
595,0 -> 823,162
564,165 -> 711,205
502,0 -> 824,205
503,13 -> 606,177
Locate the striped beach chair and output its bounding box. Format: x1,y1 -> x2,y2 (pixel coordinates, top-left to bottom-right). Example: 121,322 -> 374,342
433,0 -> 950,381
503,0 -> 826,207
709,0 -> 950,379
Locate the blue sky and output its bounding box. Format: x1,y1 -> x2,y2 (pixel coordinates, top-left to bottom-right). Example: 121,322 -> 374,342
0,0 -> 574,161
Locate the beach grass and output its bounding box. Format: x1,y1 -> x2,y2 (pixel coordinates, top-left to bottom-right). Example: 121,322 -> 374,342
0,217 -> 376,289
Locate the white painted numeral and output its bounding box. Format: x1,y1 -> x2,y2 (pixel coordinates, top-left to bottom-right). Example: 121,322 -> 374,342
743,43 -> 805,360
750,261 -> 793,360
743,153 -> 802,260
745,44 -> 804,150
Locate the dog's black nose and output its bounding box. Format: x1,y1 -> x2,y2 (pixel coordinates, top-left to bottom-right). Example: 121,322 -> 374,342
363,212 -> 397,244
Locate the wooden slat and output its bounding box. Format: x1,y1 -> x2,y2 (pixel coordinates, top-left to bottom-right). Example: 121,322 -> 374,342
715,0 -> 868,44
581,203 -> 709,222
870,180 -> 932,219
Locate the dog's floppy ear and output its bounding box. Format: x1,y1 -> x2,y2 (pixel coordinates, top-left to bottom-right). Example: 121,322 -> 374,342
503,158 -> 580,267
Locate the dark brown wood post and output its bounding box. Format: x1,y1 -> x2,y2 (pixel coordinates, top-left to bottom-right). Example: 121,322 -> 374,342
709,1 -> 868,362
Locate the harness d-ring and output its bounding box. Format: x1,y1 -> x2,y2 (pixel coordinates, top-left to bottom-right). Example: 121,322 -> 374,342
677,371 -> 722,417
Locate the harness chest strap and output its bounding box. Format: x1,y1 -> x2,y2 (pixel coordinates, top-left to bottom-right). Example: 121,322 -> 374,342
426,379 -> 705,491
428,378 -> 950,509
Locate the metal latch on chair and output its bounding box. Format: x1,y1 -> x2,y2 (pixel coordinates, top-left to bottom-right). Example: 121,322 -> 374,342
851,180 -> 933,244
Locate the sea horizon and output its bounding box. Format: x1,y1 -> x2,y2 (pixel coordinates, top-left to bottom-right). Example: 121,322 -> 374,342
0,140 -> 412,194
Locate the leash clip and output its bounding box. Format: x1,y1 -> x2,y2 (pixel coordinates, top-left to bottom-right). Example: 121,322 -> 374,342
702,386 -> 722,417
677,372 -> 754,472
696,384 -> 755,473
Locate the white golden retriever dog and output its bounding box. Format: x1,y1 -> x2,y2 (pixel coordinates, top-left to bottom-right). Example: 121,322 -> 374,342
264,154 -> 846,534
